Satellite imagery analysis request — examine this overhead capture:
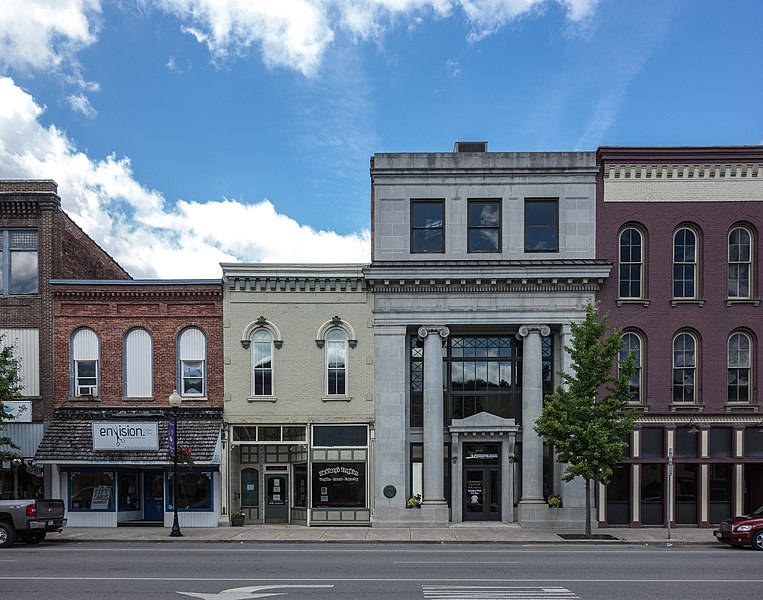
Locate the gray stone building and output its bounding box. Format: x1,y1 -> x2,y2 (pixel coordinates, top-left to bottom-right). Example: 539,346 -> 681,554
221,264 -> 374,526
366,142 -> 609,528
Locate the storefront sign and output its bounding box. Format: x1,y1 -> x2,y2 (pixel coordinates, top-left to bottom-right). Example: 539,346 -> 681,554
312,462 -> 366,508
92,422 -> 159,450
2,400 -> 32,423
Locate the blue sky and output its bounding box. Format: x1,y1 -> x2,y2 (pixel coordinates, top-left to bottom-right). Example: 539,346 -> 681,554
1,0 -> 761,278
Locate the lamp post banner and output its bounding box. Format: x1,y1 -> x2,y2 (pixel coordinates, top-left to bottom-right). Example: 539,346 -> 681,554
168,419 -> 176,456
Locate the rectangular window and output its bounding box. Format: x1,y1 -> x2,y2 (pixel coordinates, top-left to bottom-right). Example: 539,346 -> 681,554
0,230 -> 39,296
745,426 -> 763,457
312,425 -> 367,447
709,427 -> 732,458
524,199 -> 558,252
168,471 -> 212,511
181,360 -> 204,396
75,360 -> 98,395
674,427 -> 698,458
294,463 -> 308,508
411,200 -> 444,253
312,462 -> 366,508
69,471 -> 114,511
467,199 -> 501,253
117,473 -> 140,511
640,427 -> 664,458
0,328 -> 40,397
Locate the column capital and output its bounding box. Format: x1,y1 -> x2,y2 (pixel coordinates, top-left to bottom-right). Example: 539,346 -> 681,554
417,325 -> 450,339
516,324 -> 550,339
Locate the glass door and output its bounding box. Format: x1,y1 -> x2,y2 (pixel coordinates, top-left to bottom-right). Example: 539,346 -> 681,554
464,466 -> 500,521
265,472 -> 289,523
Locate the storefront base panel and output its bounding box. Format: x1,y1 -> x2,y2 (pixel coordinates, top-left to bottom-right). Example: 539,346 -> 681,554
518,504 -> 595,529
311,508 -> 370,525
372,505 -> 451,528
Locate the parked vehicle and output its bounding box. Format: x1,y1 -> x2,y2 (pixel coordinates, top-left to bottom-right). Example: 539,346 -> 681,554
713,505 -> 763,550
0,499 -> 67,548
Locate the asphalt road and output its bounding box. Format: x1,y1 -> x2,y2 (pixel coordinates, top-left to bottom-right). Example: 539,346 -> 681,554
0,542 -> 760,600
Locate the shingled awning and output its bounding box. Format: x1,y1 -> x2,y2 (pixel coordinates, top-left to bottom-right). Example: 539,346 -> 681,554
35,418 -> 222,466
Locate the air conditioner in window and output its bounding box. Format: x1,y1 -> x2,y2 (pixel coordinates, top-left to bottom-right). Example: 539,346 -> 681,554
77,385 -> 97,397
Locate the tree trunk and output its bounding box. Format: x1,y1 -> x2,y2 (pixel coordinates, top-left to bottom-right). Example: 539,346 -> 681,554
585,478 -> 592,539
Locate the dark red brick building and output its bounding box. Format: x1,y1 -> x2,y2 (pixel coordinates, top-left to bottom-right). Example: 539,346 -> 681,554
596,147 -> 763,528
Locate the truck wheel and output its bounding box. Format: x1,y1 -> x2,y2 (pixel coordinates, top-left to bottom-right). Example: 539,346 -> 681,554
0,522 -> 16,548
20,532 -> 46,545
753,530 -> 763,551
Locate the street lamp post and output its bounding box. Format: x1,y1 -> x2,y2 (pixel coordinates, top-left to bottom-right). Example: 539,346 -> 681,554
169,389 -> 183,538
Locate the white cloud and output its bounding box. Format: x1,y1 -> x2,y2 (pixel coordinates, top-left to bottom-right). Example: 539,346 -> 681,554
0,77 -> 370,278
66,93 -> 97,118
446,58 -> 461,77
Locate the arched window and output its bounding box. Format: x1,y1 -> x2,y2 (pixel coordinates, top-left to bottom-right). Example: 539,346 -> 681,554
72,328 -> 99,397
673,227 -> 698,299
673,332 -> 697,403
178,327 -> 206,396
728,332 -> 752,403
728,226 -> 752,299
125,328 -> 152,397
619,228 -> 643,299
619,332 -> 642,403
326,329 -> 347,395
252,329 -> 273,396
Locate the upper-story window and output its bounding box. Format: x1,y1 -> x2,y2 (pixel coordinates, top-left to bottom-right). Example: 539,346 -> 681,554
672,332 -> 697,403
252,329 -> 273,396
0,229 -> 39,296
326,329 -> 347,395
524,198 -> 558,252
125,328 -> 152,398
728,331 -> 752,403
467,199 -> 501,253
178,327 -> 206,397
728,226 -> 752,299
673,227 -> 698,299
72,328 -> 99,397
619,227 -> 643,299
619,332 -> 642,403
410,200 -> 444,253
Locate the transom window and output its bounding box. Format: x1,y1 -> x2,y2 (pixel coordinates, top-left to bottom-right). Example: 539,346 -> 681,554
72,328 -> 99,397
728,226 -> 752,299
0,229 -> 39,296
728,332 -> 752,403
619,227 -> 643,299
467,199 -> 501,253
252,329 -> 273,396
672,332 -> 697,403
411,200 -> 444,253
619,332 -> 642,403
524,198 -> 558,252
326,329 -> 347,395
673,227 -> 698,299
178,327 -> 206,396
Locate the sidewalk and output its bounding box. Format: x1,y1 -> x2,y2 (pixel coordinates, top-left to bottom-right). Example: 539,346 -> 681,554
49,523 -> 718,546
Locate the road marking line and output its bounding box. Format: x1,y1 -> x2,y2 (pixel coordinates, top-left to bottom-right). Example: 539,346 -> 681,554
1,577 -> 762,583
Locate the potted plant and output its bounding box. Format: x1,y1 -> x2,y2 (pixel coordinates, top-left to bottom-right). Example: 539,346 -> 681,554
230,510 -> 246,526
547,494 -> 561,508
407,493 -> 422,508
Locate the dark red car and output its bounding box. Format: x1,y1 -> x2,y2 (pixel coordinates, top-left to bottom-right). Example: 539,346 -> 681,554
714,505 -> 763,550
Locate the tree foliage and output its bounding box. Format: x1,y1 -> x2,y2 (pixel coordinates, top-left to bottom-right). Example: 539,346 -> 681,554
534,301 -> 636,537
0,338 -> 23,462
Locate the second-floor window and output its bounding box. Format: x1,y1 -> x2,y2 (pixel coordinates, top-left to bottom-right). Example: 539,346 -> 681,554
178,327 -> 206,397
467,199 -> 501,253
673,227 -> 698,299
672,332 -> 697,403
0,229 -> 39,296
125,328 -> 153,398
72,328 -> 99,397
252,329 -> 273,396
524,198 -> 558,252
326,329 -> 347,395
728,226 -> 752,299
410,200 -> 444,253
619,332 -> 642,403
728,331 -> 751,403
619,227 -> 643,299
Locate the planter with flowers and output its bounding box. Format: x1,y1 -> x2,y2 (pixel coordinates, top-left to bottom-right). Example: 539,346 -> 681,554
230,510 -> 246,526
547,494 -> 562,508
407,494 -> 422,509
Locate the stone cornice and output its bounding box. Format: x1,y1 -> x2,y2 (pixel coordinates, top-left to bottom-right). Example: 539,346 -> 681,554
52,287 -> 221,300
598,146 -> 763,164
603,162 -> 763,181
226,275 -> 367,293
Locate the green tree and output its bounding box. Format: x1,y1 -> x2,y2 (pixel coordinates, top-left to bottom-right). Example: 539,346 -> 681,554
534,301 -> 636,538
0,338 -> 23,462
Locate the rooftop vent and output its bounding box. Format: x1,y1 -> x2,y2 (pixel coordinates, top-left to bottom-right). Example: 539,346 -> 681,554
454,141 -> 488,153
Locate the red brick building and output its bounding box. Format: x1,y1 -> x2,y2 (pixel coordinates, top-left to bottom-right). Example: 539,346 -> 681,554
0,180 -> 129,499
596,147 -> 763,528
35,280 -> 224,527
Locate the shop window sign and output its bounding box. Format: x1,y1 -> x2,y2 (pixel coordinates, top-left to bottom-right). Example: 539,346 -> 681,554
312,462 -> 365,508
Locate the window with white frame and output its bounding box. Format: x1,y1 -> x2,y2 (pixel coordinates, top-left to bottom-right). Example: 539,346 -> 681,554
72,328 -> 99,397
673,227 -> 698,299
252,329 -> 273,396
728,226 -> 752,299
728,331 -> 752,403
672,332 -> 697,403
178,327 -> 206,396
125,328 -> 152,397
326,329 -> 347,395
619,332 -> 642,403
0,229 -> 39,296
619,227 -> 643,299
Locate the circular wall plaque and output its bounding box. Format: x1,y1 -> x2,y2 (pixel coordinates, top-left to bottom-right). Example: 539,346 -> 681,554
382,485 -> 397,499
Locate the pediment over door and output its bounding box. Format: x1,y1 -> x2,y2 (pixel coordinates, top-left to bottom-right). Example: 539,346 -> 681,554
450,411 -> 519,435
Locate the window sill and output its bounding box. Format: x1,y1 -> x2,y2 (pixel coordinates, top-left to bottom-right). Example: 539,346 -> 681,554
625,403 -> 649,413
617,299 -> 651,307
122,396 -> 155,402
670,403 -> 704,412
179,396 -> 208,403
247,396 -> 278,403
70,396 -> 99,402
724,402 -> 758,412
726,298 -> 761,307
671,299 -> 704,307
322,396 -> 352,403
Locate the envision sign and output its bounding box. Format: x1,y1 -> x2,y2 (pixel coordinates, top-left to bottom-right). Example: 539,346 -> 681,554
92,422 -> 159,450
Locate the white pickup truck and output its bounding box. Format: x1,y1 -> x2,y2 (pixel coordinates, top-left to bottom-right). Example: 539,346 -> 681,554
0,498 -> 66,547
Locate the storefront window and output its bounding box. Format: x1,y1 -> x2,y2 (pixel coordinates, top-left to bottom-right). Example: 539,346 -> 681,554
167,471 -> 212,511
312,462 -> 365,508
118,473 -> 139,510
69,471 -> 114,511
294,464 -> 307,507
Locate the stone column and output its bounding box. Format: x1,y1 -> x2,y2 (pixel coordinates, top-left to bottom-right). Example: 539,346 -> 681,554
516,324 -> 549,505
419,325 -> 449,507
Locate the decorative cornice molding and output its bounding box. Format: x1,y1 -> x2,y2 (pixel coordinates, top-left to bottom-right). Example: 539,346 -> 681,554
52,288 -> 221,300
604,162 -> 763,181
367,281 -> 604,293
227,276 -> 367,293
